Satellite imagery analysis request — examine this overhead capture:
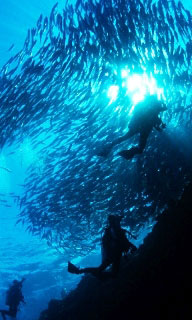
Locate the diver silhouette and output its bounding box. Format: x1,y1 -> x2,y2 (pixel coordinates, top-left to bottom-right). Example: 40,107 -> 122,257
98,94 -> 167,160
0,278 -> 25,319
68,215 -> 137,279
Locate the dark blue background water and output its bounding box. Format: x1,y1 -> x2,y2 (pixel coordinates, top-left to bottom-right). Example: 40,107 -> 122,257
0,0 -> 192,319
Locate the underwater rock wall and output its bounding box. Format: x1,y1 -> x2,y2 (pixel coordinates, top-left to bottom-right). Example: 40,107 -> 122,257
39,183 -> 192,320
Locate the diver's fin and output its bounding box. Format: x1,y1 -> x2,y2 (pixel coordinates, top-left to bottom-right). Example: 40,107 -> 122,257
118,149 -> 136,160
68,262 -> 80,274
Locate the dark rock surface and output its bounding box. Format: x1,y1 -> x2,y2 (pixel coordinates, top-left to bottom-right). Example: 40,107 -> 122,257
39,184 -> 192,320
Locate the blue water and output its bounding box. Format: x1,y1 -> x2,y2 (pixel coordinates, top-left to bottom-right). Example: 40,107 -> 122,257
0,143 -> 79,319
0,2 -> 79,319
0,0 -> 192,319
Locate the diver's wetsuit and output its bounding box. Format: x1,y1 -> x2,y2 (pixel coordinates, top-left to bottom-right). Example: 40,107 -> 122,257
68,225 -> 136,279
0,280 -> 25,320
98,95 -> 167,160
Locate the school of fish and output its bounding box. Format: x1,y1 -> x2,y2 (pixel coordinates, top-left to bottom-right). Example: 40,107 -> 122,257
0,0 -> 192,258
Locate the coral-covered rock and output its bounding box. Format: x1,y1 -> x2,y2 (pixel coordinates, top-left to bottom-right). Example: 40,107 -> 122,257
39,184 -> 192,320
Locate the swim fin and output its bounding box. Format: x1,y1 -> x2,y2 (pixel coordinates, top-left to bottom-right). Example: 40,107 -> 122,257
68,261 -> 80,274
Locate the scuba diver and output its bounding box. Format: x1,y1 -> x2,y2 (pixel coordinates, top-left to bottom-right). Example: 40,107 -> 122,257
0,278 -> 25,319
68,215 -> 137,279
98,94 -> 167,160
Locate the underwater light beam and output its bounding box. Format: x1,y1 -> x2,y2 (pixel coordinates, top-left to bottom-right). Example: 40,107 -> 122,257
107,72 -> 164,105
107,85 -> 119,104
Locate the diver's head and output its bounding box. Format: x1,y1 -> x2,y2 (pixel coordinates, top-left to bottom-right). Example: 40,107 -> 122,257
12,280 -> 20,286
108,215 -> 123,228
12,279 -> 24,287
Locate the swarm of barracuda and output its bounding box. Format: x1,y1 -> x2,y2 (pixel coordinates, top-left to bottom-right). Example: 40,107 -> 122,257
1,0 -> 192,257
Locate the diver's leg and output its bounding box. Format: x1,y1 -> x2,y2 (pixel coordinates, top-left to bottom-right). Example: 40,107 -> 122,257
137,129 -> 150,153
112,130 -> 134,146
9,305 -> 17,318
118,147 -> 140,160
0,310 -> 8,320
79,260 -> 110,275
118,129 -> 150,160
92,256 -> 121,279
98,130 -> 134,157
68,260 -> 110,275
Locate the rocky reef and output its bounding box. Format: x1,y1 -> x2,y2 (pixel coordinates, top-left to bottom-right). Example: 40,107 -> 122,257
39,183 -> 192,320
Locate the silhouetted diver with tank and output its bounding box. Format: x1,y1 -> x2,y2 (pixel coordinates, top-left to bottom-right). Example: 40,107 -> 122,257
98,94 -> 167,160
0,278 -> 25,320
68,215 -> 137,279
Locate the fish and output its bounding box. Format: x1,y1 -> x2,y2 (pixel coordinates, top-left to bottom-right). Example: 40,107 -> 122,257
37,13 -> 43,30
0,166 -> 12,173
8,44 -> 14,51
0,0 -> 191,258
